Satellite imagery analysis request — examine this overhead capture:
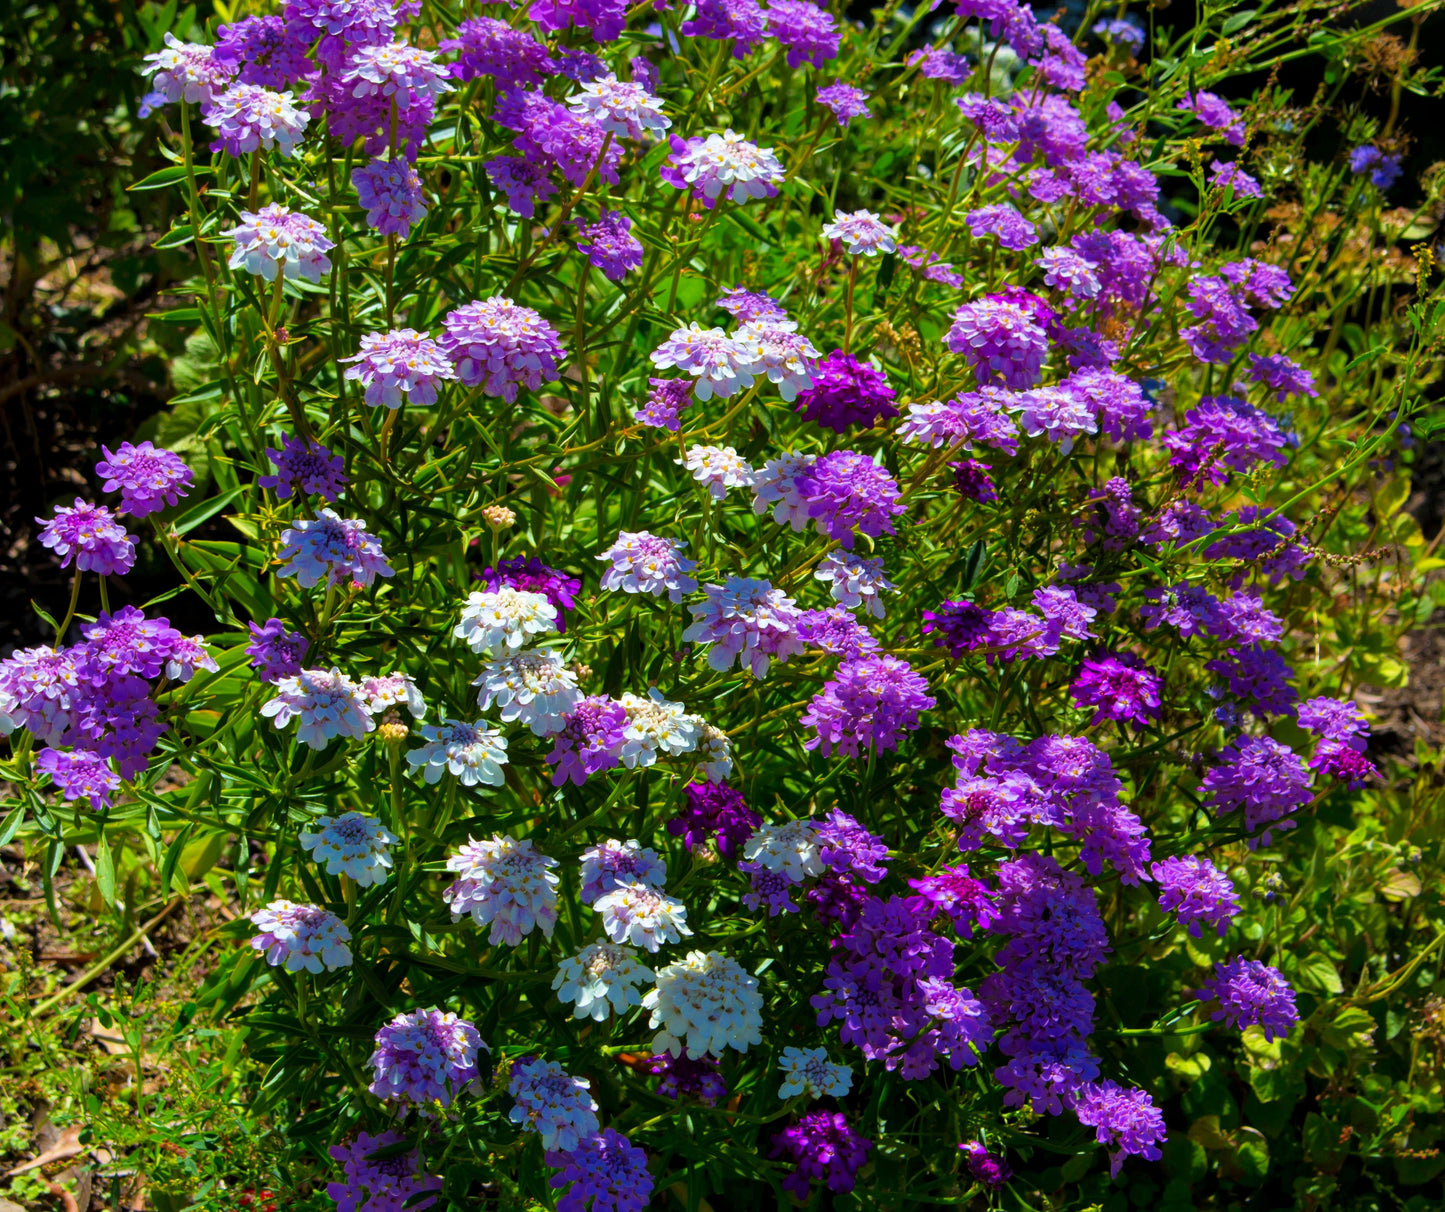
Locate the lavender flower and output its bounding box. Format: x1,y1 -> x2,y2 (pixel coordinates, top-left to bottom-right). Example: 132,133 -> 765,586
546,1130 -> 654,1212
300,811 -> 397,885
766,0 -> 840,67
651,325 -> 758,400
821,209 -> 897,257
717,286 -> 790,324
598,531 -> 698,602
261,668 -> 375,748
547,696 -> 628,786
648,1051 -> 727,1103
1036,247 -> 1102,299
946,296 -> 1050,389
407,719 -> 508,786
444,835 -> 559,944
734,321 -> 819,402
35,748 -> 120,810
771,1111 -> 872,1198
439,297 -> 566,402
351,157 -> 428,238
484,155 -> 558,218
567,73 -> 669,140
36,500 -> 135,576
367,1008 -> 486,1108
140,32 -> 235,106
681,444 -> 755,498
326,1132 -> 442,1212
682,576 -> 805,677
258,434 -> 348,501
660,131 -> 785,207
816,82 -> 870,126
801,654 -> 935,758
966,204 -> 1038,251
1070,1081 -> 1167,1176
215,16 -> 310,90
204,84 -> 309,156
276,509 -> 393,588
1070,653 -> 1162,727
342,329 -> 456,409
1248,353 -> 1317,402
1201,735 -> 1311,844
595,881 -> 692,951
508,1057 -> 599,1152
574,211 -> 644,281
797,607 -> 879,656
1210,159 -> 1263,198
442,17 -> 555,89
94,442 -> 192,518
1152,855 -> 1239,938
680,0 -> 767,58
635,377 -> 694,431
244,619 -> 309,683
248,899 -> 352,972
1177,90 -> 1246,145
225,204 -> 334,282
1197,956 -> 1299,1040
794,350 -> 897,432
792,450 -> 904,548
814,551 -> 893,619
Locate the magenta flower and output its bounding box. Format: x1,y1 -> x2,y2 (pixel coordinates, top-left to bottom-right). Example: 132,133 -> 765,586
1071,653 -> 1162,727
771,1111 -> 872,1198
326,1132 -> 441,1212
766,0 -> 840,68
36,500 -> 135,576
440,297 -> 566,403
792,450 -> 905,548
1197,956 -> 1299,1040
35,748 -> 120,810
801,654 -> 935,758
946,296 -> 1050,389
635,377 -> 695,431
795,350 -> 897,432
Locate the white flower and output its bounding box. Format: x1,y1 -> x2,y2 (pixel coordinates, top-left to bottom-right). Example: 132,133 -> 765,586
360,672 -> 427,719
553,942 -> 654,1021
814,551 -> 895,619
778,1047 -> 853,1100
643,950 -> 764,1058
694,722 -> 733,782
821,208 -> 897,256
680,444 -> 755,500
260,667 -> 375,749
751,452 -> 817,531
406,718 -> 509,785
733,322 -> 819,403
671,130 -> 785,204
249,900 -> 352,973
454,588 -> 558,655
473,649 -> 581,736
742,820 -> 825,882
618,690 -> 701,768
567,73 -> 670,140
299,811 -> 397,886
595,880 -> 693,953
597,531 -> 698,603
579,839 -> 668,904
682,576 -> 806,678
651,325 -> 760,401
444,835 -> 559,945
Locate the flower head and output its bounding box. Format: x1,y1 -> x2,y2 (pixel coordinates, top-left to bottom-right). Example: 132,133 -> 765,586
300,811 -> 397,885
326,1132 -> 442,1212
801,655 -> 934,757
245,618 -> 309,682
618,690 -> 701,767
204,84 -> 309,156
778,1047 -> 852,1099
660,130 -> 784,207
508,1057 -> 599,1153
946,296 -> 1050,389
816,82 -> 870,126
545,1130 -> 654,1212
277,509 -> 393,588
682,576 -> 805,677
772,1111 -> 872,1198
598,531 -> 698,602
1197,956 -> 1299,1040
792,450 -> 904,548
815,551 -> 894,619
249,900 -> 352,972
596,881 -> 693,952
258,434 -> 348,502
795,351 -> 897,432
1152,855 -> 1239,938
547,696 -> 628,786
553,942 -> 654,1021
444,835 -> 559,944
35,748 -> 120,810
261,668 -> 374,748
680,444 -> 755,498
574,210 -> 644,281
342,329 -> 455,409
95,442 -> 192,518
407,719 -> 508,785
225,204 -> 334,282
36,500 -> 135,576
1071,652 -> 1161,727
368,1008 -> 486,1107
652,326 -> 759,401
455,588 -> 558,655
439,297 -> 566,403
644,950 -> 764,1057
141,32 -> 234,105
821,209 -> 896,256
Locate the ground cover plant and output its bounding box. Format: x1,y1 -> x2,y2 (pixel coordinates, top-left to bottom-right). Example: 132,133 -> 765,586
4,0 -> 1445,1207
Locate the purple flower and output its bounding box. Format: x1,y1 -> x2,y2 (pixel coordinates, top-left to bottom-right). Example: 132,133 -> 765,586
484,155 -> 558,219
140,33 -> 235,107
1210,159 -> 1262,198
792,450 -> 904,549
1205,643 -> 1297,720
568,73 -> 669,140
439,297 -> 566,403
276,510 -> 392,589
1177,90 -> 1246,145
204,84 -> 309,157
1201,735 -> 1311,844
36,500 -> 135,576
1064,368 -> 1152,443
259,434 -> 348,502
76,606 -> 177,682
367,1007 -> 486,1107
949,459 -> 998,502
546,1130 -> 653,1212
1162,395 -> 1290,485
1071,1081 -> 1167,1176
683,576 -> 805,678
1032,23 -> 1087,90
648,1052 -> 727,1104
547,696 -> 628,786
966,204 -> 1038,251
1312,738 -> 1378,787
94,441 -> 192,518
717,286 -> 789,324
959,1141 -> 1012,1189
771,1112 -> 872,1198
1205,507 -> 1310,583
946,296 -> 1050,389
1197,956 -> 1299,1040
1035,247 -> 1101,299
575,210 -> 643,281
801,654 -> 934,758
821,209 -> 896,256
246,618 -> 309,683
331,41 -> 452,158
1094,16 -> 1144,51
681,0 -> 767,58
634,377 -> 694,431
816,82 -> 870,126
248,899 -> 352,972
482,557 -> 582,631
659,131 -> 784,208
441,17 -> 556,88
899,389 -> 1021,453
284,0 -> 400,67
815,808 -> 889,883
352,158 -> 428,238
794,350 -> 897,432
1296,696 -> 1368,745
899,243 -> 966,287
226,203 -> 333,283
765,0 -> 839,67
326,1131 -> 442,1212
1071,653 -> 1161,727
35,748 -> 120,809
528,0 -> 627,42
0,646 -> 81,744
509,1057 -> 599,1152
1153,855 -> 1240,938
796,607 -> 879,657
215,16 -> 310,89
908,864 -> 998,937
1349,144 -> 1402,189
668,781 -> 762,858
1248,352 -> 1317,402
494,89 -> 623,187
923,600 -> 994,658
1010,385 -> 1096,452
342,328 -> 456,409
